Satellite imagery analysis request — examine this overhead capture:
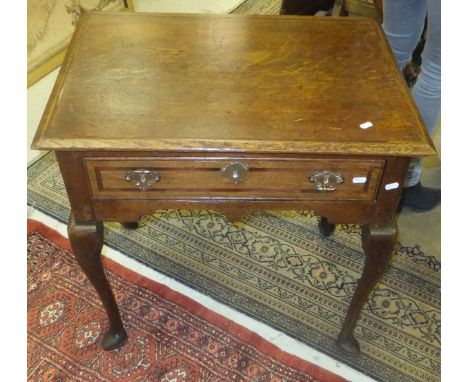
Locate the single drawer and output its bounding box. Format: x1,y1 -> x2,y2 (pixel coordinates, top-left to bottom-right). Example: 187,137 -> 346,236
85,157 -> 384,201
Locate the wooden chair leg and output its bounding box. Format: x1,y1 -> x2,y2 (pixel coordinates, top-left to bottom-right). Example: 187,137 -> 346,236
332,0 -> 347,16
372,0 -> 383,23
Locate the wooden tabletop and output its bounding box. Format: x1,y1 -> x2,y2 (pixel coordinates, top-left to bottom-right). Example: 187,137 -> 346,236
33,12 -> 435,156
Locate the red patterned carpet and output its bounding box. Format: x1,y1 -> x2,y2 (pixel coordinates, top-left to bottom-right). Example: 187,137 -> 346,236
27,219 -> 346,382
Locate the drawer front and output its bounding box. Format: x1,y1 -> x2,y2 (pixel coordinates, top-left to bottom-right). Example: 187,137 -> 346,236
85,157 -> 384,201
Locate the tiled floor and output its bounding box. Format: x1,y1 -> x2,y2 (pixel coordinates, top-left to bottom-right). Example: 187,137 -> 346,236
27,2 -> 441,381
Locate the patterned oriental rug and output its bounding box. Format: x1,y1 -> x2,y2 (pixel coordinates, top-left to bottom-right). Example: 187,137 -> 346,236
27,153 -> 441,382
28,219 -> 346,382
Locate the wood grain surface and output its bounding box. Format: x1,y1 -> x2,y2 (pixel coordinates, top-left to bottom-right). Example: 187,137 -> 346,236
33,12 -> 435,157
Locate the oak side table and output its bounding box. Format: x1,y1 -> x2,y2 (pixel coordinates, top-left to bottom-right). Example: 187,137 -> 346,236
32,12 -> 436,356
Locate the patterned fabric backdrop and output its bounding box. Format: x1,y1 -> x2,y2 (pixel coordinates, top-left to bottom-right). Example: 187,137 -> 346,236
27,0 -> 128,86
231,0 -> 282,15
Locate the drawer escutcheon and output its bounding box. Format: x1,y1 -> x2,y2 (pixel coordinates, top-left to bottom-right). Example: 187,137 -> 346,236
309,170 -> 344,191
221,162 -> 249,184
124,169 -> 161,191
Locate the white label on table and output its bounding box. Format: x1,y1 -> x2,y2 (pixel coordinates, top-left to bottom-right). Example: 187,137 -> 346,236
360,121 -> 373,129
352,177 -> 367,184
385,182 -> 400,190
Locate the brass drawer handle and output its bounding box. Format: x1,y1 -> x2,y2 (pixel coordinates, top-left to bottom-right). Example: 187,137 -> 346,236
309,170 -> 344,191
125,169 -> 161,191
221,162 -> 249,184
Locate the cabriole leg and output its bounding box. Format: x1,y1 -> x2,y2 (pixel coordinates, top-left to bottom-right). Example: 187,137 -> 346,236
121,222 -> 139,230
336,221 -> 397,356
318,216 -> 336,236
68,215 -> 127,350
